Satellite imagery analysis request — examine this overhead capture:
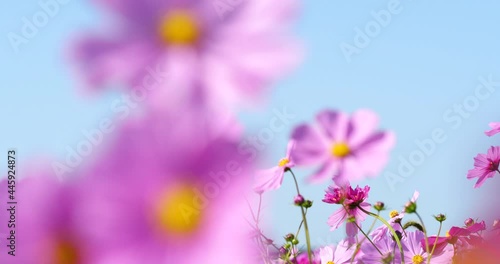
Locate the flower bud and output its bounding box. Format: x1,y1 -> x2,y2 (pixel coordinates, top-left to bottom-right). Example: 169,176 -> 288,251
434,214 -> 446,222
284,233 -> 295,242
291,238 -> 299,245
294,195 -> 304,206
303,200 -> 313,208
404,201 -> 417,214
283,243 -> 291,249
464,218 -> 474,227
373,201 -> 385,211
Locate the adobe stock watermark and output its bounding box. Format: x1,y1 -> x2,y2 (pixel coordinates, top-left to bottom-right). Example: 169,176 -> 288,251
51,61 -> 169,179
7,0 -> 72,53
384,74 -> 500,191
339,0 -> 410,63
212,0 -> 245,20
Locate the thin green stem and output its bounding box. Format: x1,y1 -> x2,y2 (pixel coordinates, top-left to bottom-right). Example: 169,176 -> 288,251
288,169 -> 313,264
415,212 -> 430,255
358,206 -> 405,264
353,221 -> 382,255
350,212 -> 379,264
427,221 -> 443,264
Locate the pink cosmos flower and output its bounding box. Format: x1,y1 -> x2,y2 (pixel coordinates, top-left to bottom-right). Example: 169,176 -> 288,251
70,0 -> 300,110
467,146 -> 500,188
485,122 -> 500,137
253,141 -> 295,193
323,185 -> 371,244
403,231 -> 453,264
319,240 -> 357,264
361,233 -> 401,264
290,109 -> 395,184
76,113 -> 254,263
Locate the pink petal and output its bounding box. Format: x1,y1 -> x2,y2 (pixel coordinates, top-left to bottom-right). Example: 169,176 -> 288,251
253,167 -> 285,193
346,109 -> 380,148
290,124 -> 329,166
485,122 -> 500,137
307,160 -> 341,184
316,110 -> 350,142
327,208 -> 348,231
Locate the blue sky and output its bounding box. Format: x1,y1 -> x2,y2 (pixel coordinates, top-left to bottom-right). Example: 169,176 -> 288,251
1,0 -> 500,248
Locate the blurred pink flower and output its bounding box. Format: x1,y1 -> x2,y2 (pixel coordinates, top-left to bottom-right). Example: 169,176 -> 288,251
253,141 -> 295,193
70,0 -> 300,109
76,113 -> 254,263
467,146 -> 500,188
0,168 -> 100,264
426,220 -> 486,254
290,109 -> 395,184
485,122 -> 500,137
323,185 -> 371,244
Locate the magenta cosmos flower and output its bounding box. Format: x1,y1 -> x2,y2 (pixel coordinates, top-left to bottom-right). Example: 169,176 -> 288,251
76,114 -> 254,263
485,122 -> 500,137
290,109 -> 395,184
319,240 -> 357,264
426,220 -> 486,253
467,146 -> 500,188
253,141 -> 295,193
323,185 -> 371,244
70,0 -> 300,109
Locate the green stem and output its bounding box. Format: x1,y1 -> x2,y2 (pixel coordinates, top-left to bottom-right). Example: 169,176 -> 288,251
427,221 -> 442,264
350,212 -> 380,264
353,221 -> 382,255
415,212 -> 430,255
288,169 -> 313,264
358,206 -> 405,264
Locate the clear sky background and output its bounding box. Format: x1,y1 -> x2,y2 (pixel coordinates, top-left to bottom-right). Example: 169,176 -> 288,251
1,0 -> 500,248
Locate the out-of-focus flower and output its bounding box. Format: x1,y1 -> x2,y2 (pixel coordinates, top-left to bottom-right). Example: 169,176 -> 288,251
70,0 -> 301,110
402,231 -> 453,264
323,185 -> 371,244
290,109 -> 395,184
360,233 -> 401,264
0,168 -> 99,264
318,240 -> 357,264
467,146 -> 500,188
485,122 -> 500,137
425,220 -> 486,254
75,114 -> 254,263
253,141 -> 295,193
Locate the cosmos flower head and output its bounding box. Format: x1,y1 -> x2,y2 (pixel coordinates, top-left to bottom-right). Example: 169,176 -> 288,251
290,109 -> 395,185
70,0 -> 301,110
323,185 -> 371,244
467,146 -> 500,188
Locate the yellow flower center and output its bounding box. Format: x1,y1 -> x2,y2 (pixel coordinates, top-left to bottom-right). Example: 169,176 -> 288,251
445,231 -> 450,237
155,183 -> 203,235
412,254 -> 424,264
331,142 -> 350,157
54,240 -> 79,264
327,261 -> 335,264
389,210 -> 399,218
278,158 -> 289,167
158,10 -> 199,45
